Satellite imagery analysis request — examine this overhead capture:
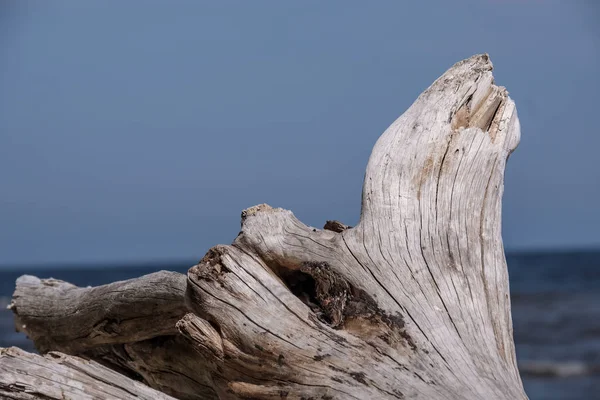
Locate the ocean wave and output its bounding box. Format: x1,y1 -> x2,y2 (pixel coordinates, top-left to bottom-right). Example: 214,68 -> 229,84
519,360 -> 600,378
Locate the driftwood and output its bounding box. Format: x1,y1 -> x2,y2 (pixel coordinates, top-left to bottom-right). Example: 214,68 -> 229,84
9,272 -> 217,399
0,347 -> 176,399
5,54 -> 527,399
10,272 -> 187,354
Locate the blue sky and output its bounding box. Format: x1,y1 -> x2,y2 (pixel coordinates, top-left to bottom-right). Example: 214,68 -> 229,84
1,1 -> 599,267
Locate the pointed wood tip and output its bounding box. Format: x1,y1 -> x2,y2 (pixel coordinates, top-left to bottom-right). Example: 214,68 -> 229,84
459,53 -> 493,69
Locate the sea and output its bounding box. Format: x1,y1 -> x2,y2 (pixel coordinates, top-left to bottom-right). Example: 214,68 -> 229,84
1,250 -> 599,400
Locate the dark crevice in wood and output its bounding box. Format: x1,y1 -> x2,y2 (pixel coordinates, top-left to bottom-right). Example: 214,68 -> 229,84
323,220 -> 352,233
274,260 -> 417,352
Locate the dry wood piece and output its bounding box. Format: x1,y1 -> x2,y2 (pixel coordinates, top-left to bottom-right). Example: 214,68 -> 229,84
0,347 -> 177,400
10,271 -> 187,354
9,54 -> 527,399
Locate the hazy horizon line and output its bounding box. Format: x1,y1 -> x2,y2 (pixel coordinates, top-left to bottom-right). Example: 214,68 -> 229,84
1,245 -> 600,272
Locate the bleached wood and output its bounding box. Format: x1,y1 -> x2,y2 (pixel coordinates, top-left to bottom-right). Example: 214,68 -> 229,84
199,53 -> 525,399
0,347 -> 176,400
10,272 -> 219,399
10,271 -> 187,353
8,54 -> 527,399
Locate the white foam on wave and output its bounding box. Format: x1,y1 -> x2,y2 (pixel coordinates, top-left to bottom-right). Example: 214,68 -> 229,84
0,297 -> 10,310
519,360 -> 599,378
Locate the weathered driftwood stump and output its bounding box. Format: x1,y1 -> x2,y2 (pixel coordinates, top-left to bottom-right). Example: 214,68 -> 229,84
4,54 -> 527,399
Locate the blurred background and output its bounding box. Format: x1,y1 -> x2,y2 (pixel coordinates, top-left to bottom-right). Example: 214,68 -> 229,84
0,1 -> 598,399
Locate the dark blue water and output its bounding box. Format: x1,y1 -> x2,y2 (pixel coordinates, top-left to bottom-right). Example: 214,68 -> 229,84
1,252 -> 599,400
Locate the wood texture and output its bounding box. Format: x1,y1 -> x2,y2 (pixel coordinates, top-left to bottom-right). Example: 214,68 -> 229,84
8,54 -> 527,399
0,347 -> 177,400
10,271 -> 187,353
